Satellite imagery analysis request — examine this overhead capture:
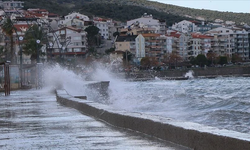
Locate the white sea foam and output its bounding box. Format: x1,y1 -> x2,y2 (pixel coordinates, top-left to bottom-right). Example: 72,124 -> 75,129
42,63 -> 250,134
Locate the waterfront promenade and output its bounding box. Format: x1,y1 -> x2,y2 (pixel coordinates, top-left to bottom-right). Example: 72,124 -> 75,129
0,89 -> 187,149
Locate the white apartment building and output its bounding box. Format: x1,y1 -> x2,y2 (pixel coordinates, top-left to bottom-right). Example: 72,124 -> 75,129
48,26 -> 88,58
188,35 -> 202,58
188,34 -> 213,58
171,20 -> 197,33
166,36 -> 173,54
59,12 -> 89,27
127,13 -> 165,34
94,20 -> 110,40
233,29 -> 249,60
135,34 -> 145,60
0,0 -> 24,10
170,31 -> 189,61
206,27 -> 234,58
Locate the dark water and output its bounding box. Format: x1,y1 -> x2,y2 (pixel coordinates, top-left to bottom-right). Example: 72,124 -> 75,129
104,77 -> 250,134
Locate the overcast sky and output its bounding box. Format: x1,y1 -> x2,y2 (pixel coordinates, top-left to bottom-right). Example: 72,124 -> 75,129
149,0 -> 250,13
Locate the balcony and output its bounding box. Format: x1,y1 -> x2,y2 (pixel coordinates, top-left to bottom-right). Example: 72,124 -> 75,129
219,39 -> 226,42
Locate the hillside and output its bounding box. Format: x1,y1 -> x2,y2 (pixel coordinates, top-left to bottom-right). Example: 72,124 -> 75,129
21,0 -> 250,25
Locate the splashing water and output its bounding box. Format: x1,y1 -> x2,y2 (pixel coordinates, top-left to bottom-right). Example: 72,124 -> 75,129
43,64 -> 87,95
184,70 -> 194,78
42,63 -> 250,134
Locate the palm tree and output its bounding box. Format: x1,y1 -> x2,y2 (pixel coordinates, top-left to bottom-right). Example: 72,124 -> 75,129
1,17 -> 16,64
22,24 -> 46,64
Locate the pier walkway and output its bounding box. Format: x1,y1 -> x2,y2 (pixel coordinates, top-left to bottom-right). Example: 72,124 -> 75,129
0,89 -> 187,149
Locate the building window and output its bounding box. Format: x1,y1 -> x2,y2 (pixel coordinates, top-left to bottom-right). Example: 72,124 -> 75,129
73,37 -> 81,40
74,48 -> 81,52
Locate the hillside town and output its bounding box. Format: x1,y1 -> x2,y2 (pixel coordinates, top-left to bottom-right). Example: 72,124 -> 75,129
0,0 -> 250,70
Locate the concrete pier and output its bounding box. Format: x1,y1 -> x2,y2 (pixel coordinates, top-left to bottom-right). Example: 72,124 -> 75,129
0,89 -> 187,149
56,89 -> 250,150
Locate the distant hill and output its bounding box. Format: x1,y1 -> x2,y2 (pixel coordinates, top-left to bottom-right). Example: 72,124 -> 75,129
22,0 -> 250,25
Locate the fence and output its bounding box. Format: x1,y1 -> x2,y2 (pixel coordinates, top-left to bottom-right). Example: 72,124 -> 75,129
0,63 -> 44,95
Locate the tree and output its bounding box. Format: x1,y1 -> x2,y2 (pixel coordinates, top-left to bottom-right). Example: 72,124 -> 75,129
113,31 -> 119,38
84,25 -> 100,47
218,56 -> 228,65
231,54 -> 242,64
164,53 -> 182,69
189,56 -> 197,65
105,48 -> 115,54
0,46 -> 7,62
206,52 -> 217,66
2,17 -> 15,64
140,57 -> 151,68
22,24 -> 46,64
196,54 -> 207,67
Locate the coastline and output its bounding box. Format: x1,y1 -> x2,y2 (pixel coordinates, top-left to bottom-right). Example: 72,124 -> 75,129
125,65 -> 250,80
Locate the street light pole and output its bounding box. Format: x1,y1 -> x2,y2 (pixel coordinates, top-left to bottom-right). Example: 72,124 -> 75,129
19,36 -> 23,87
36,39 -> 40,63
49,42 -> 53,62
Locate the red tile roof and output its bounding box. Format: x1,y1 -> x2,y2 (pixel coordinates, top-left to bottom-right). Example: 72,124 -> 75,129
191,33 -> 213,39
141,33 -> 161,37
14,24 -> 30,32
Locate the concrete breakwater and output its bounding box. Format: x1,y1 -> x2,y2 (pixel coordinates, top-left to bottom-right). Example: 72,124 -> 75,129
129,66 -> 250,78
56,82 -> 250,150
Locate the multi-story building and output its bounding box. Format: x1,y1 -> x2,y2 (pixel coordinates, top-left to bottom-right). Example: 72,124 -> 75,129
169,31 -> 189,61
115,35 -> 137,52
0,0 -> 24,10
94,18 -> 115,40
187,34 -> 202,58
48,26 -> 88,60
59,12 -> 89,28
196,22 -> 213,33
142,33 -> 169,62
127,13 -> 166,34
233,29 -> 249,60
135,34 -> 145,60
187,34 -> 213,58
206,27 -> 234,58
171,20 -> 197,33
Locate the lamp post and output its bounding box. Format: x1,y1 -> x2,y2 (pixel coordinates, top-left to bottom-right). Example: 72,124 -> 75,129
62,46 -> 65,64
19,36 -> 23,87
36,39 -> 40,63
212,57 -> 214,66
48,42 -> 53,62
175,58 -> 177,69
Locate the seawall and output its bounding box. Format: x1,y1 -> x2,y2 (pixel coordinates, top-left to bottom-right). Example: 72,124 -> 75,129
131,66 -> 250,78
56,88 -> 250,150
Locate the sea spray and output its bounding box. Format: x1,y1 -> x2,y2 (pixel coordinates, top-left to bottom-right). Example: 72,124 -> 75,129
184,70 -> 194,78
43,64 -> 87,95
41,63 -> 250,134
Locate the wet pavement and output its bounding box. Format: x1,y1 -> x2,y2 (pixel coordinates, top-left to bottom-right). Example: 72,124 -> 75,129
0,89 -> 189,149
